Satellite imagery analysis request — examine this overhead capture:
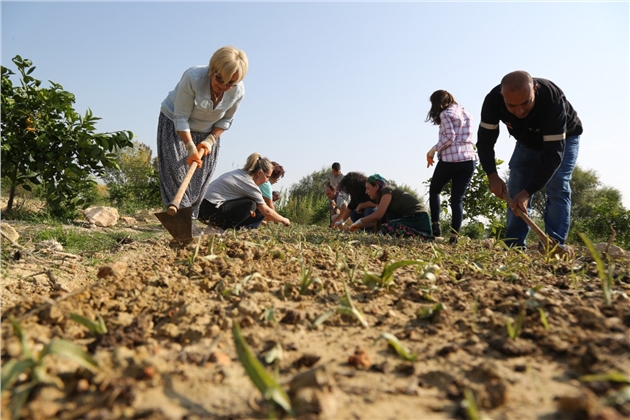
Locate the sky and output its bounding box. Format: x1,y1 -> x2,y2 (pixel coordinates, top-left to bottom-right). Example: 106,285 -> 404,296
2,1 -> 629,208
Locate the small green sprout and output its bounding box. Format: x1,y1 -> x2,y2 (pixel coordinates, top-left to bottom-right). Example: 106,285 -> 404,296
298,257 -> 321,295
337,269 -> 369,327
505,306 -> 525,340
70,313 -> 108,334
461,388 -> 480,420
232,323 -> 293,416
579,233 -> 614,306
2,317 -> 98,420
417,302 -> 447,320
374,332 -> 417,362
362,260 -> 424,290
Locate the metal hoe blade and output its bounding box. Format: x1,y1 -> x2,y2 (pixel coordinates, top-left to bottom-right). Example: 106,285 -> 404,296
155,206 -> 194,242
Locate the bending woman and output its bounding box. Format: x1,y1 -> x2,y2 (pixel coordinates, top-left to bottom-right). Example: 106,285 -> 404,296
157,46 -> 248,218
259,162 -> 285,210
350,174 -> 433,240
198,153 -> 291,230
336,171 -> 377,227
425,90 -> 477,244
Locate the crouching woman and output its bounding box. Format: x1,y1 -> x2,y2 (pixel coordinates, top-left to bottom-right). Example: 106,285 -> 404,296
350,174 -> 433,240
198,153 -> 291,230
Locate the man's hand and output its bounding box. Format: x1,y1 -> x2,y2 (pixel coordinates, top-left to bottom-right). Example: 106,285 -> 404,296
185,141 -> 202,168
510,190 -> 530,215
281,217 -> 291,227
197,134 -> 216,157
488,172 -> 507,198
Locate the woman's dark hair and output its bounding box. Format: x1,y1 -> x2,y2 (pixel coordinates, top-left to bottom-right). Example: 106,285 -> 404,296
337,171 -> 367,198
366,174 -> 387,196
425,90 -> 457,125
271,162 -> 285,179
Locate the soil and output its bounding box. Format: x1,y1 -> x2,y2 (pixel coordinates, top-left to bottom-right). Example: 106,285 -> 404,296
1,215 -> 630,420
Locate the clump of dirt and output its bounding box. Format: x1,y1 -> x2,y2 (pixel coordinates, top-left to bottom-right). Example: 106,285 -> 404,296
2,221 -> 629,419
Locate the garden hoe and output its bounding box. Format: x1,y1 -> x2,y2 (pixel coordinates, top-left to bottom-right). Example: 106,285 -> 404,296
155,162 -> 199,242
503,193 -> 569,257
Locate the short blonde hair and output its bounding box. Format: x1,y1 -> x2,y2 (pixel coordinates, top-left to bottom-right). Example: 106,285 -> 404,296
243,152 -> 272,177
209,46 -> 249,85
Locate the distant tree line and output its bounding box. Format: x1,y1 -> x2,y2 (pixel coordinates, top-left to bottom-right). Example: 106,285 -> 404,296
2,55 -> 628,249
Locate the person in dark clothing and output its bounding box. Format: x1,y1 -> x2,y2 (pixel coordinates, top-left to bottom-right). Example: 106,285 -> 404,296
349,174 -> 433,240
335,171 -> 377,227
477,70 -> 582,248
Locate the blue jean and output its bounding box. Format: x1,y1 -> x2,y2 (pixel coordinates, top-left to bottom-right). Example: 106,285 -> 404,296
350,206 -> 376,222
505,136 -> 580,247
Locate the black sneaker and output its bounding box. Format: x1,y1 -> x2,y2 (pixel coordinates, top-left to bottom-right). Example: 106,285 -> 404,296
449,236 -> 458,244
432,223 -> 441,237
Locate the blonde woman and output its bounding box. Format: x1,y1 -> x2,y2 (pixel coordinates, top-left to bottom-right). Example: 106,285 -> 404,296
198,153 -> 291,230
157,46 -> 248,218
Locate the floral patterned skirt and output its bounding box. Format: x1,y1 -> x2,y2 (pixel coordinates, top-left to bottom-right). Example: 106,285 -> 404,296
379,212 -> 434,241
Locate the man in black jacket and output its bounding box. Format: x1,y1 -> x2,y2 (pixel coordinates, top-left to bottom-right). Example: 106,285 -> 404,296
477,70 -> 582,248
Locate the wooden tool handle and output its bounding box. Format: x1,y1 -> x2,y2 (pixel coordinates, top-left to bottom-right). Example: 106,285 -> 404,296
503,194 -> 550,244
167,162 -> 198,216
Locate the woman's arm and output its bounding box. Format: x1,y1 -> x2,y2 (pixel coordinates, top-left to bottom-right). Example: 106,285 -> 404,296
436,109 -> 456,151
335,205 -> 351,226
257,202 -> 290,226
357,194 -> 391,225
356,201 -> 377,212
263,196 -> 274,210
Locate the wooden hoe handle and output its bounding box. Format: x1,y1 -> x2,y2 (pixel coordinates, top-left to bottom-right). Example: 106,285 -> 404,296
503,194 -> 553,245
167,162 -> 198,216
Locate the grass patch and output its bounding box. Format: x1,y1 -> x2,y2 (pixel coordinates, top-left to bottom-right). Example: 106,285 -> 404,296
24,224 -> 157,258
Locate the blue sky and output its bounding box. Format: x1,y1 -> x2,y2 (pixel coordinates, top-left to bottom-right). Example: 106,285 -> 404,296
2,1 -> 629,208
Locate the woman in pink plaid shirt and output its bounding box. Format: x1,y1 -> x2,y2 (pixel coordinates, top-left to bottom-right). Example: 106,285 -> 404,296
425,90 -> 478,244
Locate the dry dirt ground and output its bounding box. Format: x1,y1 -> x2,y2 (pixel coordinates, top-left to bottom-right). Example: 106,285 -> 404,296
1,215 -> 630,420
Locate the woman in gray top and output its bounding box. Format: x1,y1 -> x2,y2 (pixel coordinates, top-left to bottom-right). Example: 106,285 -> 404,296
198,153 -> 291,230
157,46 -> 248,218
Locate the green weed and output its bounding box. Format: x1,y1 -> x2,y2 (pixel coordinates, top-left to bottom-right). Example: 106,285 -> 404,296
362,260 -> 424,290
2,317 -> 98,419
69,313 -> 108,334
579,233 -> 614,306
232,323 -> 293,416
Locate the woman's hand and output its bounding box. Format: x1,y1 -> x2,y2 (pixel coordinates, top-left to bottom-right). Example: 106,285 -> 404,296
281,217 -> 291,227
349,219 -> 363,232
426,147 -> 436,168
197,134 -> 217,157
185,141 -> 202,168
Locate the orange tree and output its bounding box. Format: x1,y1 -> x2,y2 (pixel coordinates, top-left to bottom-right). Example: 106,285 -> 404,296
1,55 -> 133,218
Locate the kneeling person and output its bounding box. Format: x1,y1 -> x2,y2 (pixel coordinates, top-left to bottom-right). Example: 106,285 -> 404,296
350,174 -> 433,240
198,153 -> 291,230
